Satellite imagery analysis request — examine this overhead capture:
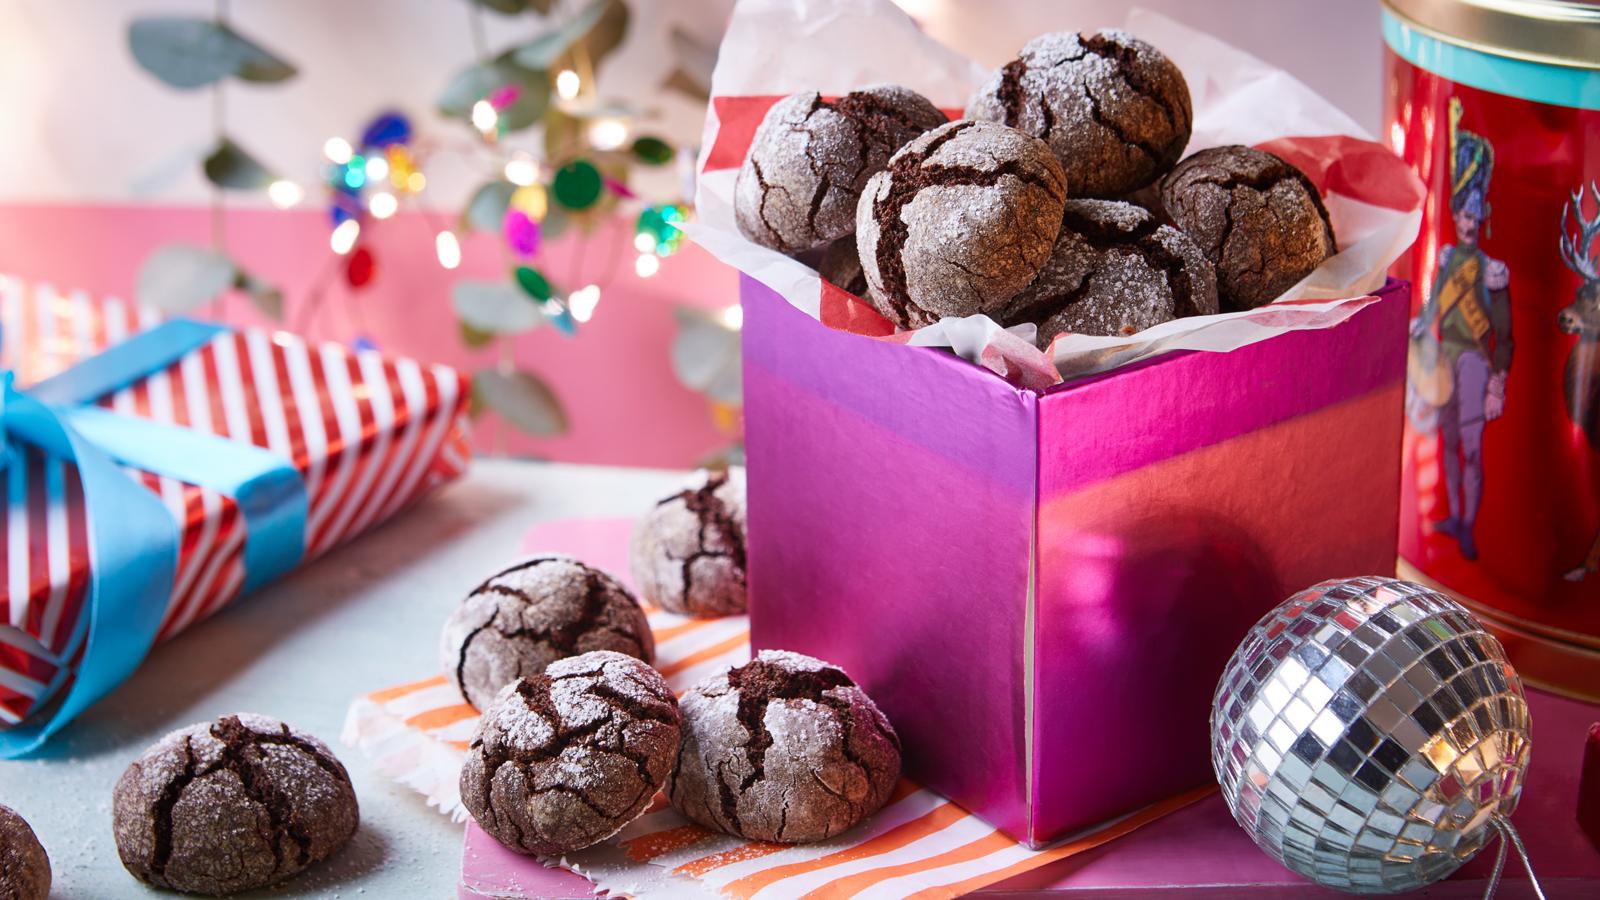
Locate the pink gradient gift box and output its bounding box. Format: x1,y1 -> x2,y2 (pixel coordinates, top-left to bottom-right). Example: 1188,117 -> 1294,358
741,273 -> 1411,848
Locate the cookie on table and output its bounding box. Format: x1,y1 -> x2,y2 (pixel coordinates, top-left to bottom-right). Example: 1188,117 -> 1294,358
631,468 -> 748,618
735,85 -> 947,253
1159,145 -> 1337,310
0,803 -> 49,900
668,650 -> 901,844
998,199 -> 1218,344
857,119 -> 1068,330
459,651 -> 681,856
967,29 -> 1191,198
112,714 -> 359,896
441,556 -> 654,711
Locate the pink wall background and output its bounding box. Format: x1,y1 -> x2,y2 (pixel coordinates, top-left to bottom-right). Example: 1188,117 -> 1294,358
0,203 -> 740,467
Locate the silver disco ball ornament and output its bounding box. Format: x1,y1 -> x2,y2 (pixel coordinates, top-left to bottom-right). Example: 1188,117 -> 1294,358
1211,577 -> 1532,894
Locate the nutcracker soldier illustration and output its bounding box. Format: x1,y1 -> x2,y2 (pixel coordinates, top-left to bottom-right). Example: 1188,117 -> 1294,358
1408,98 -> 1514,562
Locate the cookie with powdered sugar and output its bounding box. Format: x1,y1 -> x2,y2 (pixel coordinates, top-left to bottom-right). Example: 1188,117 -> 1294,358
112,714 -> 359,895
856,119 -> 1068,330
667,650 -> 901,844
631,468 -> 748,618
459,651 -> 682,856
735,85 -> 947,253
0,803 -> 49,900
998,199 -> 1218,344
440,556 -> 654,710
967,29 -> 1192,198
1159,145 -> 1337,310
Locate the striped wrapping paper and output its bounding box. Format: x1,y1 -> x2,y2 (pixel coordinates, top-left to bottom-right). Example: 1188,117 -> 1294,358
0,275 -> 470,727
344,518 -> 1210,899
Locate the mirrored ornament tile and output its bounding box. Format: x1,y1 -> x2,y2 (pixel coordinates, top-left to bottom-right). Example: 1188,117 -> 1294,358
1211,578 -> 1530,893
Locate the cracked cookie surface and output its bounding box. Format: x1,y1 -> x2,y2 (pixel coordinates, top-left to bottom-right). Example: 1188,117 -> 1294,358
966,29 -> 1191,198
441,555 -> 655,710
667,650 -> 901,844
459,651 -> 681,856
111,713 -> 358,896
856,119 -> 1067,330
999,199 -> 1217,344
1159,144 -> 1337,310
735,85 -> 946,253
630,468 -> 747,618
0,803 -> 50,900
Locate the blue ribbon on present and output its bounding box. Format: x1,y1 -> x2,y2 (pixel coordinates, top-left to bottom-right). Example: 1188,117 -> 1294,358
0,320 -> 308,757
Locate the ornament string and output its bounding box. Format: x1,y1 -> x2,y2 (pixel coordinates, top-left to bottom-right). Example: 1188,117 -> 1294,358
1482,815 -> 1545,900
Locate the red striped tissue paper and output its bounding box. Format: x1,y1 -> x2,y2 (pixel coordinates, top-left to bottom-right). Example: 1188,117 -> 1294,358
0,275 -> 470,728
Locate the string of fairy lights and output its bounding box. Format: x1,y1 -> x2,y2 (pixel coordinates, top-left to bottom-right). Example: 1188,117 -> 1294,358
259,60 -> 696,334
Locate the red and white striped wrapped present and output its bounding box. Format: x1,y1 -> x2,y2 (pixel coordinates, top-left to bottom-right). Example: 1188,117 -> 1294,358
0,275 -> 470,741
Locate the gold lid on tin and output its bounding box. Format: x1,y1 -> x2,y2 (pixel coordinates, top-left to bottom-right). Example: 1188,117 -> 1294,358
1384,0 -> 1600,70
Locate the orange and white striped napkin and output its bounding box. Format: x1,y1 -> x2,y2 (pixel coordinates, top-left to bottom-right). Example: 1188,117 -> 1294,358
343,518 -> 1209,899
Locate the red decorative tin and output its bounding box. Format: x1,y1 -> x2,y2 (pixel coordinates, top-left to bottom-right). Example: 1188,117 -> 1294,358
1386,0 -> 1600,698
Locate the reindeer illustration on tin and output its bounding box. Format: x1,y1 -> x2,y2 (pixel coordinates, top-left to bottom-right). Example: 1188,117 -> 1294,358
1559,184 -> 1600,582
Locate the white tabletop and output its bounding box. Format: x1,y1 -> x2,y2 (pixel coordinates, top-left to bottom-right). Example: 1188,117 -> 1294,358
1,460 -> 685,899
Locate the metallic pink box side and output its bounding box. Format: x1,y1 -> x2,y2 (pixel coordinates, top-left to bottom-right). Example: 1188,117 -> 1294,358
1028,281 -> 1411,845
742,275 -> 1039,837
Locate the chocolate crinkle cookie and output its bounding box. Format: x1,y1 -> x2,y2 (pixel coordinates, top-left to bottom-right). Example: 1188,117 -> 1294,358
631,467 -> 748,618
818,234 -> 870,298
459,651 -> 681,856
441,556 -> 654,710
0,803 -> 50,900
735,85 -> 947,253
998,199 -> 1218,344
667,650 -> 901,844
1159,145 -> 1337,311
967,29 -> 1191,198
112,714 -> 359,896
857,119 -> 1068,330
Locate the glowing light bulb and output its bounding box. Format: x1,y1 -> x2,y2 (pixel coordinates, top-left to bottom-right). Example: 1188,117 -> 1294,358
634,232 -> 657,253
471,100 -> 498,134
503,156 -> 538,187
323,137 -> 353,164
721,305 -> 744,330
555,69 -> 581,101
635,253 -> 660,278
368,191 -> 398,219
364,155 -> 389,181
435,230 -> 462,269
587,118 -> 629,151
330,218 -> 361,255
267,179 -> 304,209
568,284 -> 601,322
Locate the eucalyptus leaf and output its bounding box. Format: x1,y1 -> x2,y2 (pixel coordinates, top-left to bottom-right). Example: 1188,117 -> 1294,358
202,138 -> 275,190
539,204 -> 571,241
235,270 -> 283,319
672,307 -> 742,405
452,280 -> 544,334
511,0 -> 629,72
668,25 -> 717,92
438,59 -> 549,132
128,17 -> 295,89
474,367 -> 568,436
461,180 -> 516,234
137,244 -> 237,312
